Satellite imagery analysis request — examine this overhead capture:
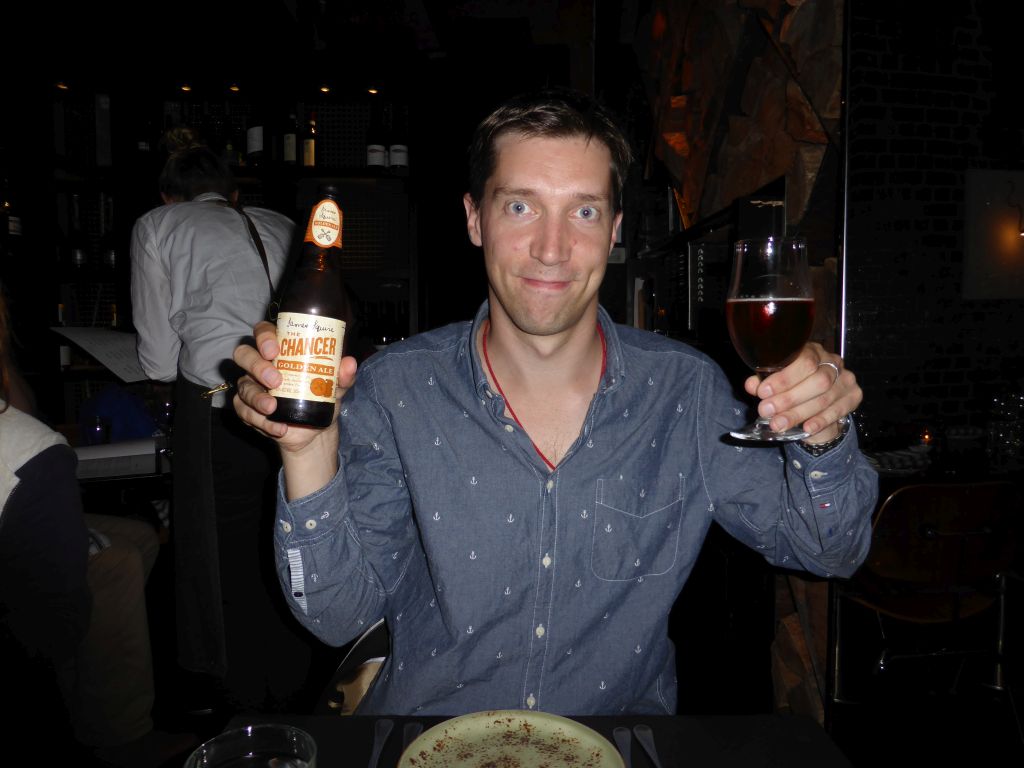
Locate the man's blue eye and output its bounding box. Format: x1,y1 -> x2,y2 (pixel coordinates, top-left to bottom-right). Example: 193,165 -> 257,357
510,202 -> 528,214
578,206 -> 596,219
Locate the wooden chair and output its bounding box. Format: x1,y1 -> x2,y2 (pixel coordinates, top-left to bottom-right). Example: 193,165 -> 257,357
829,481 -> 1021,706
315,618 -> 389,715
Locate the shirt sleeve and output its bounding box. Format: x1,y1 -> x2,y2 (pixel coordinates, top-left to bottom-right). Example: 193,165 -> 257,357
699,359 -> 877,578
272,364 -> 423,647
130,215 -> 180,382
0,444 -> 91,659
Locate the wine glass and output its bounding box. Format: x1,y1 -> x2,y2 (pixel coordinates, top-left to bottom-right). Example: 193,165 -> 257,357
725,237 -> 815,441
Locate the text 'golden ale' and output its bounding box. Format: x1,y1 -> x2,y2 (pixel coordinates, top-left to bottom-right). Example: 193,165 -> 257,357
267,186 -> 349,428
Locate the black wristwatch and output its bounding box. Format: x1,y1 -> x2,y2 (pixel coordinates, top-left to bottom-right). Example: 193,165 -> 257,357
799,416 -> 851,457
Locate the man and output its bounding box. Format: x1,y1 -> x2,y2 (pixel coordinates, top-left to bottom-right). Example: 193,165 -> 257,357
232,88 -> 877,715
131,130 -> 313,712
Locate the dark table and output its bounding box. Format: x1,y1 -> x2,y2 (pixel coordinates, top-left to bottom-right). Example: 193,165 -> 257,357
227,713 -> 852,767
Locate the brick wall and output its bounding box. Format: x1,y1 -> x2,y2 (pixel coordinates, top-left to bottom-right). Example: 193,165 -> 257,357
844,0 -> 1024,446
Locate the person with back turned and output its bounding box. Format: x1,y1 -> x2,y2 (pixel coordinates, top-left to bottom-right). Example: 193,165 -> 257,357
231,88 -> 878,715
130,128 -> 315,713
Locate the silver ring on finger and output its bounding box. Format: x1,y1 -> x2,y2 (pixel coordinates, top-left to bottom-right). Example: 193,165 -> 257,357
817,360 -> 840,388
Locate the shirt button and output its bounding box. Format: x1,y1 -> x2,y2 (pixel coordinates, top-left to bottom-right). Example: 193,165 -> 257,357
542,555 -> 552,568
535,624 -> 545,638
505,424 -> 514,433
280,521 -> 292,533
526,694 -> 536,709
304,519 -> 317,530
792,460 -> 802,470
809,470 -> 825,480
546,479 -> 554,492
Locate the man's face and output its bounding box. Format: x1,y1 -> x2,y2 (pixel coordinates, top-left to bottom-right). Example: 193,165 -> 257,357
464,133 -> 622,338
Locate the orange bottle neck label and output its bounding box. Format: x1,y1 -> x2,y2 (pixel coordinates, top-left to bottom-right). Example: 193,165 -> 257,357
304,198 -> 342,248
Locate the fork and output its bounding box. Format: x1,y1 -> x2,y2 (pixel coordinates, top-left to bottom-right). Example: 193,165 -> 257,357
632,724 -> 664,768
367,717 -> 394,768
613,726 -> 632,768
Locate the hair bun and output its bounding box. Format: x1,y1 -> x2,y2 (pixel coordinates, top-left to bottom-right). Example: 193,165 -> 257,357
161,126 -> 203,155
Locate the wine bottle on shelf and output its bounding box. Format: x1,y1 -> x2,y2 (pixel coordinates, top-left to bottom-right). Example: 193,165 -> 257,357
98,192 -> 117,275
57,303 -> 71,370
302,110 -> 317,168
68,193 -> 89,272
0,161 -> 21,259
281,112 -> 299,166
267,185 -> 349,428
388,103 -> 409,177
365,100 -> 389,173
246,106 -> 266,169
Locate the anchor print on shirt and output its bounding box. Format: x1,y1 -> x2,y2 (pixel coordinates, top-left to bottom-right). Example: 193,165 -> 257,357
428,375 -> 435,386
398,400 -> 406,408
469,551 -> 477,560
466,626 -> 474,635
496,651 -> 503,660
599,681 -> 607,690
580,509 -> 589,519
431,648 -> 437,657
648,377 -> 654,386
676,403 -> 683,413
506,513 -> 515,524
470,476 -> 478,486
434,437 -> 441,446
574,579 -> 582,588
586,438 -> 594,448
432,511 -> 441,521
634,645 -> 642,654
504,587 -> 511,596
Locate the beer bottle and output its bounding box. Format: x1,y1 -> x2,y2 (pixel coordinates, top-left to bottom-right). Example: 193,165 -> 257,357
267,186 -> 349,428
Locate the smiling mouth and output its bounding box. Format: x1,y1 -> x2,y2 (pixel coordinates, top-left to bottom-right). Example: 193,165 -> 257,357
522,276 -> 572,290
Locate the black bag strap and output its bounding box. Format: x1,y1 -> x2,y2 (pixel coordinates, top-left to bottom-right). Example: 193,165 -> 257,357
235,206 -> 275,296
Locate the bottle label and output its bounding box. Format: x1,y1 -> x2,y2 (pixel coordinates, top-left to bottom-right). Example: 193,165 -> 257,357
270,312 -> 346,404
303,199 -> 343,248
303,139 -> 315,167
389,144 -> 408,167
283,134 -> 297,163
367,144 -> 388,167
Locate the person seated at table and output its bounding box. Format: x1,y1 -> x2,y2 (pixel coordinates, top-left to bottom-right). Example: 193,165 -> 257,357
231,87 -> 879,715
0,292 -> 196,767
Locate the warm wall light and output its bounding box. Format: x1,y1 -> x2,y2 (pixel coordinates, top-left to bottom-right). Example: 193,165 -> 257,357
320,84 -> 331,93
367,87 -> 379,95
180,84 -> 192,92
55,81 -> 69,91
229,83 -> 240,93
964,169 -> 1024,299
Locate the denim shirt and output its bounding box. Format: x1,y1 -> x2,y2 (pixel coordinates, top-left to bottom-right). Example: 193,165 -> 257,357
274,302 -> 877,716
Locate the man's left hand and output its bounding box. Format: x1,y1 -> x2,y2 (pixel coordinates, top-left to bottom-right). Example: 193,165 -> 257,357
745,342 -> 862,444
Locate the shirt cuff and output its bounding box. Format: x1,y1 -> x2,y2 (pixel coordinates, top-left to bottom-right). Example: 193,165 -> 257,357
783,423 -> 860,492
274,459 -> 348,544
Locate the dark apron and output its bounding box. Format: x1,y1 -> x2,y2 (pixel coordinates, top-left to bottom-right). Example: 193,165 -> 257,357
172,374 -> 226,677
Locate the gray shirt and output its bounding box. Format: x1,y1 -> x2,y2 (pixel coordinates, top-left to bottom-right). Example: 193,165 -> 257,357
275,302 -> 878,715
130,192 -> 293,406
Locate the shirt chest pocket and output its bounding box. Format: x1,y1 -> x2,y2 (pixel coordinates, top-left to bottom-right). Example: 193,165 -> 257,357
591,475 -> 685,581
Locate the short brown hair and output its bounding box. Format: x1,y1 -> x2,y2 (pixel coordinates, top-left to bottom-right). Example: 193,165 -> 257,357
467,88 -> 633,215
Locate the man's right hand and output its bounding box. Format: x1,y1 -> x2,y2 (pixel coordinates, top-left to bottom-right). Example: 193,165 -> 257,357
233,320 -> 358,499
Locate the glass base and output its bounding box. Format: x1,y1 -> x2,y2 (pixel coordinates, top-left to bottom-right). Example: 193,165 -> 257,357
729,418 -> 809,443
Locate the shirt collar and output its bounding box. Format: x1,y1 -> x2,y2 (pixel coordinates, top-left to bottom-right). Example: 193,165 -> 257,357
192,191 -> 229,204
466,301 -> 625,398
